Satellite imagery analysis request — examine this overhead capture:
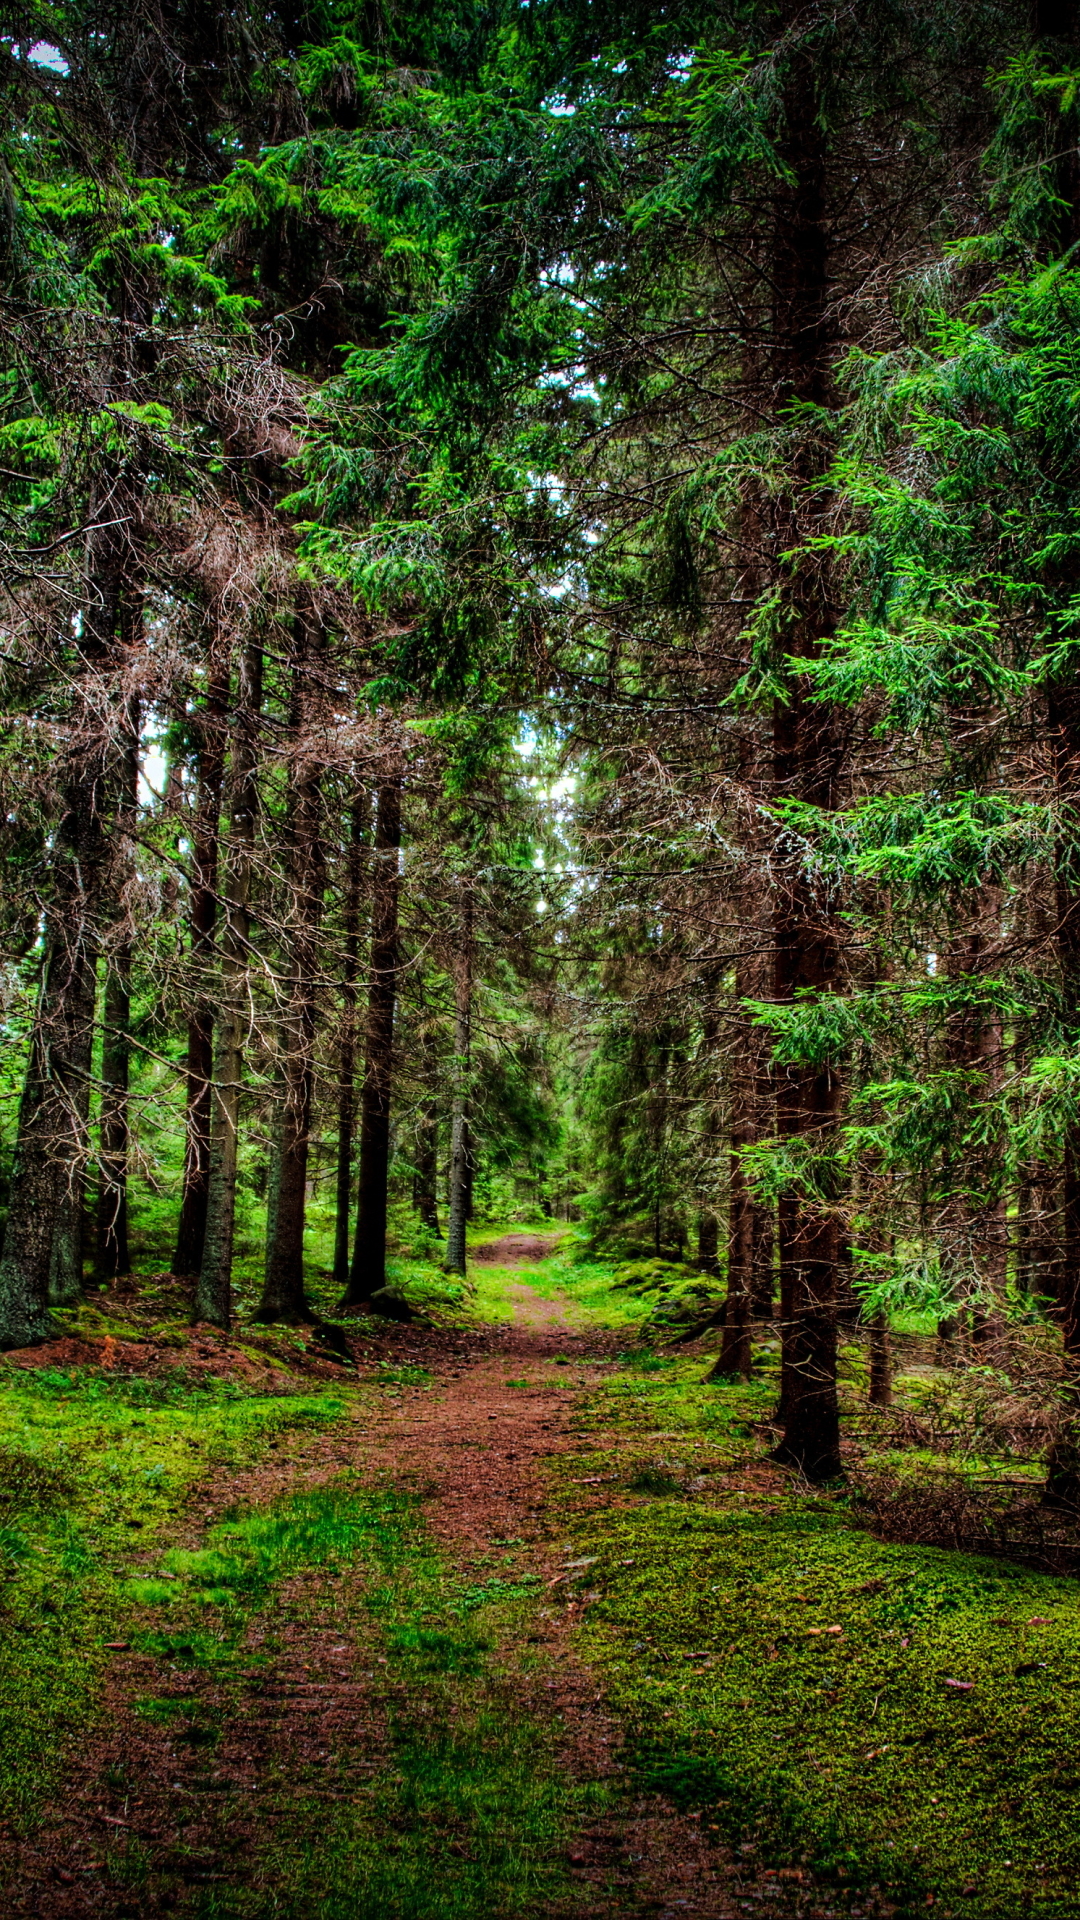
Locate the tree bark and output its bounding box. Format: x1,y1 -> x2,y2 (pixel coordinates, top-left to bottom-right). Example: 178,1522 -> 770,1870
195,637 -> 263,1329
769,37 -> 845,1481
341,776 -> 403,1306
868,1311 -> 892,1408
697,1210 -> 719,1276
715,994 -> 755,1380
332,791 -> 368,1291
1036,0 -> 1080,1503
258,600 -> 327,1323
415,1014 -> 441,1236
695,1005 -> 721,1278
943,912 -> 1007,1351
0,512 -> 127,1342
445,885 -> 474,1276
96,678 -> 140,1284
172,651 -> 229,1276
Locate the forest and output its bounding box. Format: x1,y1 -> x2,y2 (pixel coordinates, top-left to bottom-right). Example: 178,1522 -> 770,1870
4,1 -> 1080,1916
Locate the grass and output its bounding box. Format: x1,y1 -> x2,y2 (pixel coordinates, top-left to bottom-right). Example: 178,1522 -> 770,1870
559,1348 -> 1080,1920
444,1227 -> 657,1331
0,1356 -> 594,1919
0,1362 -> 336,1826
108,1478 -> 593,1918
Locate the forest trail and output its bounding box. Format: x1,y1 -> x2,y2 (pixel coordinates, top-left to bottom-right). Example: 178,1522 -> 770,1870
11,1254 -> 1079,1920
1,1254 -> 817,1920
470,1232 -> 567,1265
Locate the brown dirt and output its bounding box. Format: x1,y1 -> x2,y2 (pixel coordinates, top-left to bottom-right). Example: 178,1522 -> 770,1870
0,1295 -> 869,1920
470,1232 -> 566,1264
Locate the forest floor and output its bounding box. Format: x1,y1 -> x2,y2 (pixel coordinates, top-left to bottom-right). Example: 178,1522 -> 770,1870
0,1237 -> 1078,1920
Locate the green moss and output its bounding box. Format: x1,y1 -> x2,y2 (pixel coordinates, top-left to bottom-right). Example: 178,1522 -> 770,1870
564,1360 -> 1080,1920
0,1368 -> 340,1829
0,1350 -> 595,1917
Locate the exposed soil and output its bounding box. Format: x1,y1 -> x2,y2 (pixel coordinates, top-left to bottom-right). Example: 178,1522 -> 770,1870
470,1232 -> 566,1264
0,1291 -> 849,1919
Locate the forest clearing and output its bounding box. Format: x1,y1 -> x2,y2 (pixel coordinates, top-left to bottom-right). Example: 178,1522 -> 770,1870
8,2 -> 1080,1916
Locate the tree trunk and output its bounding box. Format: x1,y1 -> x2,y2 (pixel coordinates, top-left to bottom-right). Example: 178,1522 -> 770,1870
0,516 -> 125,1343
1037,0 -> 1080,1502
715,994 -> 755,1380
695,1005 -> 721,1277
46,926 -> 98,1311
332,792 -> 368,1291
769,39 -> 845,1482
445,886 -> 474,1276
751,1007 -> 777,1319
868,1311 -> 892,1408
172,653 -> 229,1276
697,1210 -> 719,1276
943,912 -> 1006,1350
96,943 -> 133,1282
341,776 -> 403,1306
96,682 -> 140,1284
195,637 -> 263,1329
258,601 -> 327,1324
463,1115 -> 475,1223
415,1017 -> 441,1236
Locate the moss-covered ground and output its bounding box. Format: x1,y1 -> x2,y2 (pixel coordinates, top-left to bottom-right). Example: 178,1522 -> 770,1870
560,1353 -> 1080,1918
0,1348 -> 603,1917
1,1233 -> 1077,1918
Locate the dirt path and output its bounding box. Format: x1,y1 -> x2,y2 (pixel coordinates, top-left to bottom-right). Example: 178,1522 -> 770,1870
470,1231 -> 566,1264
4,1291 -> 812,1919
346,1302 -> 802,1918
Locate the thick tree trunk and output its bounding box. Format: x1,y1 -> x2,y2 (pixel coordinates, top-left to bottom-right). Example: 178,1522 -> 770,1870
332,793 -> 368,1291
258,602 -> 327,1324
769,41 -> 845,1482
46,933 -> 99,1309
695,1006 -> 720,1278
172,654 -> 229,1276
463,1116 -> 475,1223
195,638 -> 263,1329
697,1210 -> 719,1276
341,777 -> 403,1306
445,887 -> 474,1277
96,946 -> 132,1281
2,914 -> 98,1339
1037,0 -> 1080,1502
750,1017 -> 777,1319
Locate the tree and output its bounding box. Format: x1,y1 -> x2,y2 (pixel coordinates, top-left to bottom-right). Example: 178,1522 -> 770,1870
342,775 -> 403,1308
195,635 -> 263,1329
